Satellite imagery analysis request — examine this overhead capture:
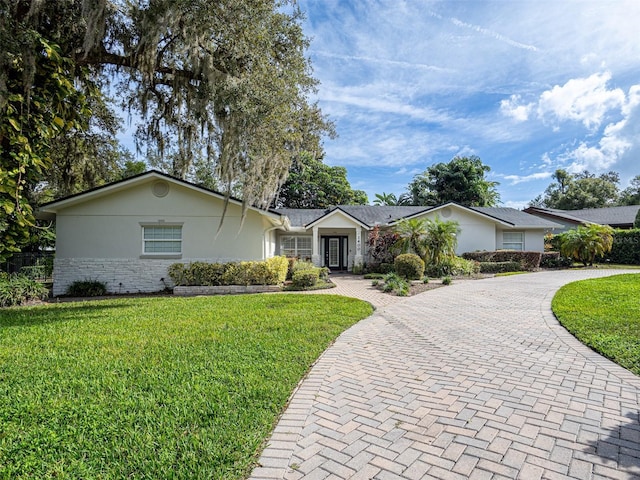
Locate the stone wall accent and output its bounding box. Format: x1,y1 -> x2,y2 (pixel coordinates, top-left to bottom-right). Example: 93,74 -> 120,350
173,285 -> 281,296
52,257 -> 177,296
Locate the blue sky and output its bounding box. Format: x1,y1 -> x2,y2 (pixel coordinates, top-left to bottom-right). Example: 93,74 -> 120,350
294,0 -> 640,208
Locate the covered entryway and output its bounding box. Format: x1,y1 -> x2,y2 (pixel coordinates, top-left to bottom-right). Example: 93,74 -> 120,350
323,236 -> 348,271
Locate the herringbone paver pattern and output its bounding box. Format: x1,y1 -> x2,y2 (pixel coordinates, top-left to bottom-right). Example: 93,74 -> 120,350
251,269 -> 640,479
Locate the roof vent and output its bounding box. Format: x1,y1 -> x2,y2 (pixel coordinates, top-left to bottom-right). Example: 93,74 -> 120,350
152,181 -> 170,198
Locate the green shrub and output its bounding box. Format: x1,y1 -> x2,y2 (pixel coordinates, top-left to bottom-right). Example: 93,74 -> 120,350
318,267 -> 330,281
286,257 -> 297,280
382,272 -> 410,296
264,256 -> 289,284
425,256 -> 479,277
292,260 -> 317,273
479,261 -> 522,274
0,274 -> 49,307
540,251 -> 573,268
66,279 -> 107,297
368,262 -> 395,274
394,253 -> 425,280
423,276 -> 429,284
168,257 -> 289,286
442,276 -> 452,285
292,269 -> 319,288
600,229 -> 640,265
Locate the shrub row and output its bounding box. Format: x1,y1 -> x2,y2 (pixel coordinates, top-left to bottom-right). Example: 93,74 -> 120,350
478,261 -> 522,274
462,251 -> 542,270
168,256 -> 288,286
600,229 -> 640,265
0,273 -> 48,307
539,251 -> 573,269
424,256 -> 479,277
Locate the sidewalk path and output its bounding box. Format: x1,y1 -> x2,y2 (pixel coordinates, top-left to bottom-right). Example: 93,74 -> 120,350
251,269 -> 640,480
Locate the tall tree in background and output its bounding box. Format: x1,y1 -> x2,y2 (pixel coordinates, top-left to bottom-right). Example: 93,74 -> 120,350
274,152 -> 367,208
531,169 -> 620,210
373,192 -> 399,206
619,175 -> 640,206
1,0 -> 330,258
401,156 -> 500,207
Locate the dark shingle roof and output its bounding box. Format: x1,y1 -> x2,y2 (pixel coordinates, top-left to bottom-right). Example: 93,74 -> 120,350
277,204 -> 561,229
565,205 -> 640,226
525,205 -> 640,227
470,207 -> 562,227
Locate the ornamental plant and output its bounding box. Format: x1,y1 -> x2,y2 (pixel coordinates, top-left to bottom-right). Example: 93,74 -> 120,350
558,224 -> 614,266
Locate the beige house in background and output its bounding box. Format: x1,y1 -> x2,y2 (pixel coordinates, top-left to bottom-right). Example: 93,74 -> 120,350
38,171 -> 560,296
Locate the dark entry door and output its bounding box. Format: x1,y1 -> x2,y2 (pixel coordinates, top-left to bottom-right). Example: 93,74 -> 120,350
323,236 -> 348,271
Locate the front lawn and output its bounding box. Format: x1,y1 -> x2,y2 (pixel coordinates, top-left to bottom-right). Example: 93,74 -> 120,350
552,273 -> 640,375
0,294 -> 372,479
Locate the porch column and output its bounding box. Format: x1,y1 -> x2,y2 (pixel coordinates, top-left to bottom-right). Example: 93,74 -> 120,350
354,227 -> 363,268
311,226 -> 320,266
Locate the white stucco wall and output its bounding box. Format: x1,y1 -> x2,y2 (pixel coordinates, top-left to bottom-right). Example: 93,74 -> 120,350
411,206 -> 497,254
51,178 -> 277,295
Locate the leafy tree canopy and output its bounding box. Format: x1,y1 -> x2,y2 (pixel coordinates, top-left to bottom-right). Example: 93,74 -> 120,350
620,175 -> 640,206
274,152 -> 367,208
532,169 -> 620,210
1,0 -> 331,259
401,156 -> 500,207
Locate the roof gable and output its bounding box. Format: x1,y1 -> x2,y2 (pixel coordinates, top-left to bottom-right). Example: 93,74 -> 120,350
38,170 -> 285,222
305,207 -> 371,229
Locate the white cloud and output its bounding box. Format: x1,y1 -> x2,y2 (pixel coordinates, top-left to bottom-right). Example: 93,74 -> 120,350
502,172 -> 553,185
500,95 -> 533,122
537,72 -> 625,129
560,84 -> 640,175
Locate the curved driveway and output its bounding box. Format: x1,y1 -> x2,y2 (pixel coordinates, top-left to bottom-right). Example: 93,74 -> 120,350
251,270 -> 640,480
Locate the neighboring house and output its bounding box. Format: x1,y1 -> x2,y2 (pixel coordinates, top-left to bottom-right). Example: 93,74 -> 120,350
524,205 -> 640,232
38,171 -> 560,295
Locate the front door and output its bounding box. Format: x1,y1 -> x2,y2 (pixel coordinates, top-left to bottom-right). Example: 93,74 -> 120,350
323,236 -> 348,271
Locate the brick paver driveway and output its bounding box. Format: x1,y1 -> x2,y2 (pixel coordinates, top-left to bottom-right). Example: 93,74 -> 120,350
251,269 -> 640,479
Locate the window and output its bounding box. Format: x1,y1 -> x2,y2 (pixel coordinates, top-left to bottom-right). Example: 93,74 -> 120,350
280,235 -> 312,260
143,225 -> 182,254
503,232 -> 524,251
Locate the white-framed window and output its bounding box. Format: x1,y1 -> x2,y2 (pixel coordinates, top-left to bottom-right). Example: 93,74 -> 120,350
142,225 -> 182,254
280,235 -> 312,260
502,231 -> 524,251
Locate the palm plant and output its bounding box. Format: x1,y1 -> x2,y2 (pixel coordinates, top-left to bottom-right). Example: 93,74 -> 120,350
424,216 -> 460,266
559,224 -> 614,266
373,192 -> 398,206
393,219 -> 429,259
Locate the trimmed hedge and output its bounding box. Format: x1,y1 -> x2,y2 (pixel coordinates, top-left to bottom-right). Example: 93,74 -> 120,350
394,254 -> 425,280
168,256 -> 288,286
479,261 -> 522,274
601,229 -> 640,265
540,251 -> 573,268
292,270 -> 319,288
462,251 -> 542,270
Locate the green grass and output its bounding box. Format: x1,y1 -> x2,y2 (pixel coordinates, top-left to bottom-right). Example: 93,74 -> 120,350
0,294 -> 372,479
495,271 -> 529,277
552,273 -> 640,375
